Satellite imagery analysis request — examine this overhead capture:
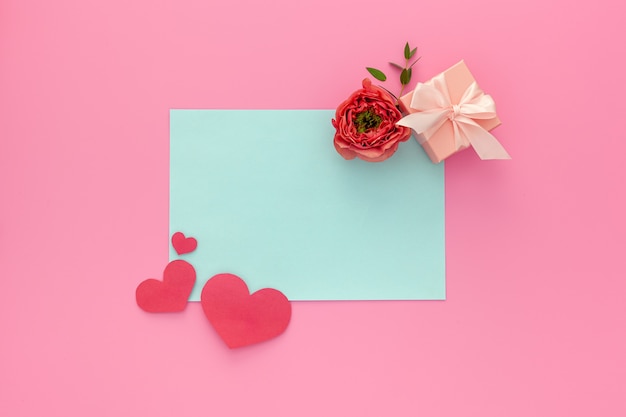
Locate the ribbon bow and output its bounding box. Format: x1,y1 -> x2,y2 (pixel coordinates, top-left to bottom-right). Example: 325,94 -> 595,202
397,72 -> 510,160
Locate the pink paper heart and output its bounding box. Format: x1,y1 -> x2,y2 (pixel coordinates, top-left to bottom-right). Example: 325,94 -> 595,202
201,273 -> 291,348
136,260 -> 196,312
171,232 -> 197,255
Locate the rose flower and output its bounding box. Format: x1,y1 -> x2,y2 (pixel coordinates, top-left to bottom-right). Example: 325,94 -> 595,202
332,78 -> 411,162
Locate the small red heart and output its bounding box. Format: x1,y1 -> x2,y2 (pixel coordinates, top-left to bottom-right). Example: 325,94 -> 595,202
136,260 -> 196,312
171,232 -> 197,255
201,273 -> 291,348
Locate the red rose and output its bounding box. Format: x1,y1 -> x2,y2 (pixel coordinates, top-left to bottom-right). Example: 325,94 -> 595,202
332,78 -> 412,162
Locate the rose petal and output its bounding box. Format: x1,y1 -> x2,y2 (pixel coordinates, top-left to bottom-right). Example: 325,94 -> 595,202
332,78 -> 412,162
333,140 -> 357,160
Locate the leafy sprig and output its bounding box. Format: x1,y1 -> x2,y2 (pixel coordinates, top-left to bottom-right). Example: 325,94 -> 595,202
366,42 -> 421,103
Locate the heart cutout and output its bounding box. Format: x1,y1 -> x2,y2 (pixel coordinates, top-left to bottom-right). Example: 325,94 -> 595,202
171,232 -> 197,255
136,260 -> 196,312
201,273 -> 291,348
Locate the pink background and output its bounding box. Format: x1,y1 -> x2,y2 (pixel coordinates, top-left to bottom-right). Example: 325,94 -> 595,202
1,0 -> 625,415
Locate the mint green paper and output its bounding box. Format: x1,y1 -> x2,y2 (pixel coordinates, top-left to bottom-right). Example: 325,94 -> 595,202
170,110 -> 445,301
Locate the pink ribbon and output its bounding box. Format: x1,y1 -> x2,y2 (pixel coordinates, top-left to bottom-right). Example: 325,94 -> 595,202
397,73 -> 510,160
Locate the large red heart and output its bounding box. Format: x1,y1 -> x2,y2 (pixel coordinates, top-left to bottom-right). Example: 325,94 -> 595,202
201,273 -> 291,348
171,232 -> 197,255
136,260 -> 196,312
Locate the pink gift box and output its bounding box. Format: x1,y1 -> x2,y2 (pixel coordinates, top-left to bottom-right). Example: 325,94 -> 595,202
399,60 -> 501,163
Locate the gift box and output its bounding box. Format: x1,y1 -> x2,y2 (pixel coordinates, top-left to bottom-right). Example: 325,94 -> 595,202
397,60 -> 510,163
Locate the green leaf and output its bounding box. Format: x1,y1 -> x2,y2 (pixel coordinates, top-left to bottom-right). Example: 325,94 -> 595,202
379,85 -> 398,101
366,67 -> 387,81
400,68 -> 410,85
389,62 -> 403,70
409,56 -> 422,68
409,47 -> 418,59
404,42 -> 411,60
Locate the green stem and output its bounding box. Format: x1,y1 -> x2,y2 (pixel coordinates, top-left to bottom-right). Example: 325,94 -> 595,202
396,57 -> 410,106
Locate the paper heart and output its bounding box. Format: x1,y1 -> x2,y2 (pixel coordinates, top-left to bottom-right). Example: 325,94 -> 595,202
201,273 -> 291,348
136,260 -> 196,312
171,232 -> 197,255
